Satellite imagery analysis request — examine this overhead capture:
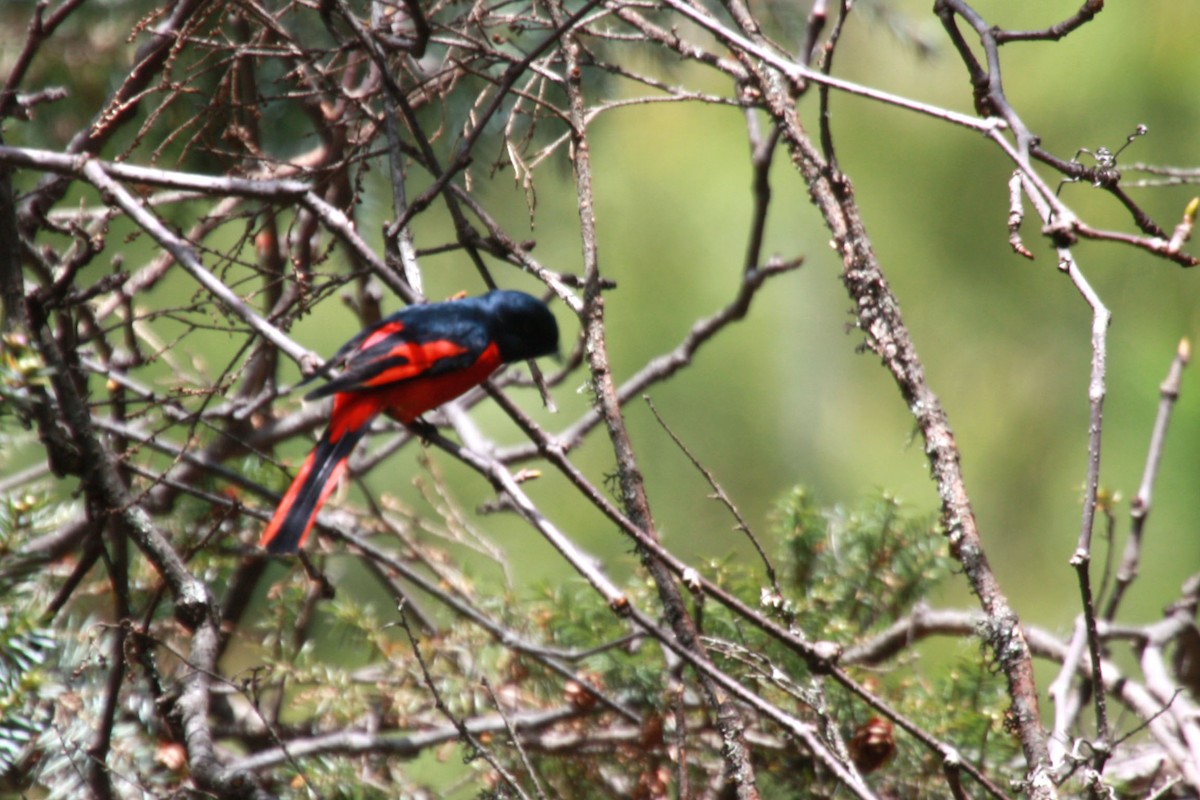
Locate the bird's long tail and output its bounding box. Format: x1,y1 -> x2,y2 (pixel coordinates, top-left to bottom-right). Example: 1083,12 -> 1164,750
259,424 -> 369,554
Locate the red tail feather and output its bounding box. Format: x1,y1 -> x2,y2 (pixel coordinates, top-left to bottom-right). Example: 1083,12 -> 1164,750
259,424 -> 367,554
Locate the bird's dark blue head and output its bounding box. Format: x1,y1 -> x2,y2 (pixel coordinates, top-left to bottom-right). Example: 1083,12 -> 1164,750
482,290 -> 559,363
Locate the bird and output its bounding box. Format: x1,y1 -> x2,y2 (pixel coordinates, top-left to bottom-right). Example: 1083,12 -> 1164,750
259,289 -> 559,554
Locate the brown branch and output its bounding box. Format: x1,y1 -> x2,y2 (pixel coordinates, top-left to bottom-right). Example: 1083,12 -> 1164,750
747,57 -> 1056,800
229,706 -> 582,771
0,139 -> 24,333
1057,253 -> 1113,774
992,0 -> 1105,43
935,1 -> 1181,253
17,0 -> 212,226
1007,170 -> 1035,259
0,0 -> 87,120
21,303 -> 269,796
549,0 -> 762,792
381,422 -> 876,794
389,0 -> 608,234
1104,338 -> 1191,620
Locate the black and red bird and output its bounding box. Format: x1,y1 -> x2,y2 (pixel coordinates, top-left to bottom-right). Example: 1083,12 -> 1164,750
259,290 -> 559,554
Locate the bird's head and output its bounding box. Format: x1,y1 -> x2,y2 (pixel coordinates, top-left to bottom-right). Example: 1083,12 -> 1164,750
486,290 -> 560,363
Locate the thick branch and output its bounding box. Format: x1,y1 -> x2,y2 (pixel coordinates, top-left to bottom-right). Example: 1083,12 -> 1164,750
749,59 -> 1055,799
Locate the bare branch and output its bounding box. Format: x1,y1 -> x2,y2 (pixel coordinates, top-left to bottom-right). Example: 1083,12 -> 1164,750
1105,339 -> 1191,620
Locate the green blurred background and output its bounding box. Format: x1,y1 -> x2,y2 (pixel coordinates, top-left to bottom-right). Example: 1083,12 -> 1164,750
4,0 -> 1199,634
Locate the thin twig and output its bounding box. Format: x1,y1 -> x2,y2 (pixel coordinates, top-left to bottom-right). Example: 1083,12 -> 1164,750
1104,338 -> 1191,620
1007,170 -> 1035,259
67,157 -> 317,368
661,0 -> 1007,135
547,0 -> 762,791
396,606 -> 534,800
643,395 -> 782,600
1059,247 -> 1113,774
481,676 -> 550,800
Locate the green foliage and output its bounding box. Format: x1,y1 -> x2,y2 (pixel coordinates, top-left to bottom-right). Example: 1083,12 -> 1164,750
775,487 -> 953,639
0,444 -> 217,795
511,489 -> 1017,796
868,658 -> 1022,798
0,360 -> 1005,800
0,457 -> 1021,797
531,579 -> 670,705
0,409 -> 1017,799
0,611 -> 54,781
0,489 -> 60,786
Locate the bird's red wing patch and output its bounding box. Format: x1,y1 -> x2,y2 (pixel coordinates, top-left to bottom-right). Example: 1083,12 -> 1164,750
358,338 -> 471,389
357,319 -> 406,351
358,358 -> 423,389
379,342 -> 503,423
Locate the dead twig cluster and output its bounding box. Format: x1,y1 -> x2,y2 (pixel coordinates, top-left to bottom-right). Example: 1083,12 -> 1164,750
0,1 -> 1197,798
